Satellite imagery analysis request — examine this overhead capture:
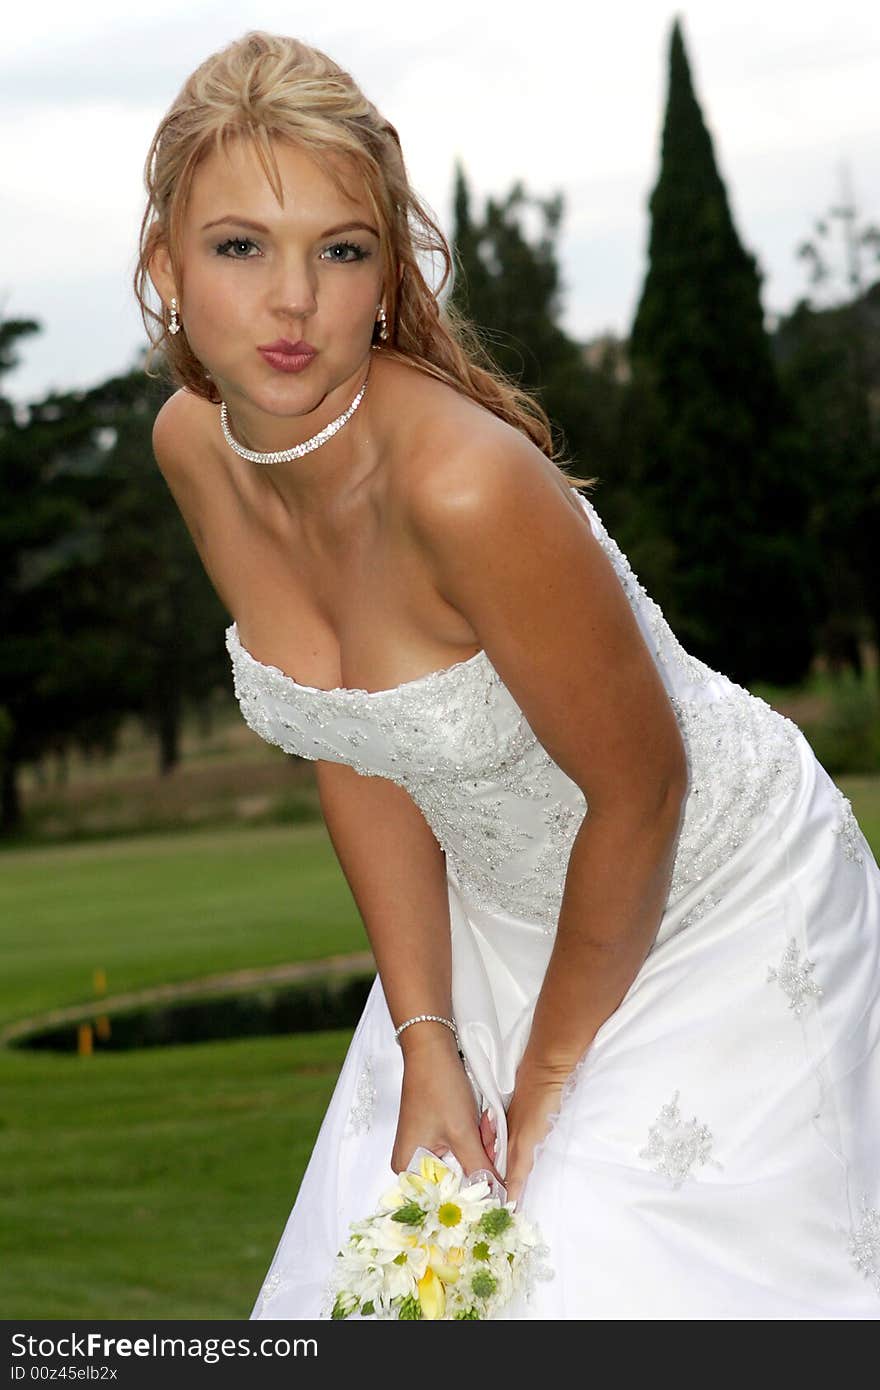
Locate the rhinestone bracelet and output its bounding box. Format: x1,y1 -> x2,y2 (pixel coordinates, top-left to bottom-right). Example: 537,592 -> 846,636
394,1013 -> 462,1055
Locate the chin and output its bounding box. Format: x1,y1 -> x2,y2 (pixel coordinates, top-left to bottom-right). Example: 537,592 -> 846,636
217,371 -> 324,418
259,363 -> 367,417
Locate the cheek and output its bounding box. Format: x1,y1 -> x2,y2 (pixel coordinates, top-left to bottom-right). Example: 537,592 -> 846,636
325,272 -> 382,325
181,276 -> 250,359
187,276 -> 244,326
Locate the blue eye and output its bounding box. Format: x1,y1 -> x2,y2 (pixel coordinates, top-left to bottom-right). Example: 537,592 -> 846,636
215,237 -> 260,258
321,241 -> 369,263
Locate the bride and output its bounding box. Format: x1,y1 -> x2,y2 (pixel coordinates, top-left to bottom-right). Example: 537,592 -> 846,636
137,32 -> 880,1318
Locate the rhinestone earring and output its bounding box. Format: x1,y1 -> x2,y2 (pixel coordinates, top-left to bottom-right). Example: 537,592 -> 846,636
376,305 -> 389,342
168,297 -> 181,336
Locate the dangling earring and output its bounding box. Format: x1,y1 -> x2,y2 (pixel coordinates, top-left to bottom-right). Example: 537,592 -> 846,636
376,305 -> 389,342
168,297 -> 181,336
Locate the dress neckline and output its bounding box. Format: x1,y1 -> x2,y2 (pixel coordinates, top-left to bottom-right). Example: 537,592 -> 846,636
226,620 -> 489,699
225,492 -> 596,701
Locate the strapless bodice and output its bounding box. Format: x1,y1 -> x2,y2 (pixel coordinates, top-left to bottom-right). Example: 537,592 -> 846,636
225,493 -> 806,939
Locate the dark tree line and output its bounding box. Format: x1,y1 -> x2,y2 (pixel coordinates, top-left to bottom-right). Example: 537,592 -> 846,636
0,342 -> 227,833
1,15 -> 877,835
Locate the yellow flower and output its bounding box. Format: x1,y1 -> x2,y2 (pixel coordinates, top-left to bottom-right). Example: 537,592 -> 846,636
428,1243 -> 461,1284
400,1172 -> 428,1198
417,1266 -> 446,1319
419,1154 -> 451,1184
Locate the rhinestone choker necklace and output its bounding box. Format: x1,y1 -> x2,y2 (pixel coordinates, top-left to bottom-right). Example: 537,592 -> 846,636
219,371 -> 369,465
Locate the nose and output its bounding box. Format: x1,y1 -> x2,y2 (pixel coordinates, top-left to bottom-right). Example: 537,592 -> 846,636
270,249 -> 318,321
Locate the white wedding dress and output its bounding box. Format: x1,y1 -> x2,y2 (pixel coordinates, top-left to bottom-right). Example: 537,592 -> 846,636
226,490 -> 880,1320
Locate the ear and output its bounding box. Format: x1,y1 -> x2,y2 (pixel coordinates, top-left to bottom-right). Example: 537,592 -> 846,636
148,240 -> 178,309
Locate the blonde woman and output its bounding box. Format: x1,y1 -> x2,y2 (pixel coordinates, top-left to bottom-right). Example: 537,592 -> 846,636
139,31 -> 880,1319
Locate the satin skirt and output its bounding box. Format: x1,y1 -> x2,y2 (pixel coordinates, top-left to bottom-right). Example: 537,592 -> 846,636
249,733 -> 880,1320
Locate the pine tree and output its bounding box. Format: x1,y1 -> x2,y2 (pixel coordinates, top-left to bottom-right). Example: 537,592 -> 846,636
628,16 -> 820,685
449,161 -> 580,389
449,162 -> 623,484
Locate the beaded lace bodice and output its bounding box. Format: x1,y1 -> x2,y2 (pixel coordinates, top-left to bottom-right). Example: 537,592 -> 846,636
225,493 -> 804,938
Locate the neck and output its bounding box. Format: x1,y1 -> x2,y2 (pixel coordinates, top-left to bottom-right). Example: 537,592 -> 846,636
223,356 -> 385,510
224,359 -> 371,452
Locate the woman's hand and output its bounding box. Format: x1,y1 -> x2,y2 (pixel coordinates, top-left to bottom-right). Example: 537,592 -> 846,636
503,1059 -> 571,1206
391,1029 -> 503,1184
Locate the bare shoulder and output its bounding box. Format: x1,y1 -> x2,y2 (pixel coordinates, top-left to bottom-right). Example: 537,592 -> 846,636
378,355 -> 582,533
151,388 -> 227,545
381,363 -> 687,806
152,387 -> 217,477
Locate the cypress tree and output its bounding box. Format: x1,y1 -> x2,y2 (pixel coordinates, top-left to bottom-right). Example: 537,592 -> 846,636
629,16 -> 820,685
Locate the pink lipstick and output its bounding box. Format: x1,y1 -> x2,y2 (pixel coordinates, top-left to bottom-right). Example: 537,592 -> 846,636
257,339 -> 317,373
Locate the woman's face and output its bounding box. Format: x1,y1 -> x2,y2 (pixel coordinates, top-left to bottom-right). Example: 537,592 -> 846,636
154,136 -> 385,427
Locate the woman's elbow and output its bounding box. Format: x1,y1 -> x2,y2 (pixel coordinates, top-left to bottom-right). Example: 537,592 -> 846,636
587,756 -> 689,830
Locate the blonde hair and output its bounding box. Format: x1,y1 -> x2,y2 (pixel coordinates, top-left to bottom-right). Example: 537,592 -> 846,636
134,31 -> 596,489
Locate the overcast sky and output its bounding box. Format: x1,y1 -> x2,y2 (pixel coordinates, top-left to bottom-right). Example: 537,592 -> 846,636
3,0 -> 878,403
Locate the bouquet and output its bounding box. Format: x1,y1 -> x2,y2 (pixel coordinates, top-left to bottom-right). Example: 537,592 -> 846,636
328,1147 -> 552,1320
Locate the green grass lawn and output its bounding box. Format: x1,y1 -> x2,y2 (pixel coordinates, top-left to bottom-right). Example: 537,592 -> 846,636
1,819 -> 368,1318
0,1031 -> 352,1318
0,821 -> 367,1028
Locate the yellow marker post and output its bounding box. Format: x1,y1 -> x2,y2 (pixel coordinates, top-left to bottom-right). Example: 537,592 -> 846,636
93,968 -> 110,1043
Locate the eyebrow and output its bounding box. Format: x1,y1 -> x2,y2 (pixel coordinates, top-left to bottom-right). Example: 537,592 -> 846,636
201,215 -> 380,237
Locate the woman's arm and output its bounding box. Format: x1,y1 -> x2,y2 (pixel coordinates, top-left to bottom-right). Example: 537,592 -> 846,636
406,429 -> 690,1199
316,759 -> 503,1180
316,759 -> 455,1035
523,778 -> 686,1077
